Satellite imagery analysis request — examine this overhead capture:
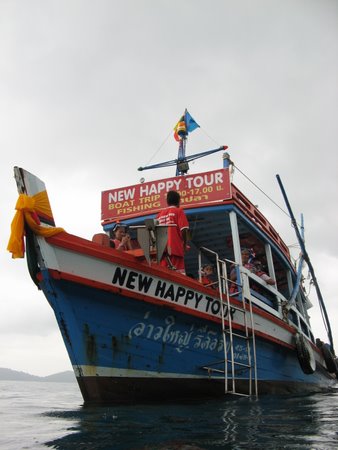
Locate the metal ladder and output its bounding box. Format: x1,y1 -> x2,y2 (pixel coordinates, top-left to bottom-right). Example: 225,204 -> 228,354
199,248 -> 258,397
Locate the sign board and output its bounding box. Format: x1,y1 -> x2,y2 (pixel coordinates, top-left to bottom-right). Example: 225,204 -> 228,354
101,168 -> 231,223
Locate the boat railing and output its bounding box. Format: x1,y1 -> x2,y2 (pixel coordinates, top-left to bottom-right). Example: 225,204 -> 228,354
226,260 -> 315,342
243,269 -> 314,340
229,262 -> 285,315
198,248 -> 292,320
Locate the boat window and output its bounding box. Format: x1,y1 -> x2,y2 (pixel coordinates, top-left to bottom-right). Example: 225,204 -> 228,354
235,219 -> 270,270
295,292 -> 306,316
288,308 -> 298,326
235,217 -> 275,283
309,330 -> 315,344
299,318 -> 309,337
233,215 -> 298,308
296,291 -> 311,327
184,209 -> 234,278
271,250 -> 291,298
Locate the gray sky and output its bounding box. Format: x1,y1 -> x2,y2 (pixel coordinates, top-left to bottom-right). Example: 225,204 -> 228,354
0,0 -> 337,376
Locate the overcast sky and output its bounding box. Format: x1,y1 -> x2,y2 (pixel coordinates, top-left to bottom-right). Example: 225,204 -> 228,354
0,0 -> 337,376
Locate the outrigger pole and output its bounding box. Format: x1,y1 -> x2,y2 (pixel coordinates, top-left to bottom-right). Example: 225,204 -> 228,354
276,174 -> 335,354
138,145 -> 227,175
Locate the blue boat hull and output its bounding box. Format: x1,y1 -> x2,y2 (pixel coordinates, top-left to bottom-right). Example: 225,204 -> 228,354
40,271 -> 335,404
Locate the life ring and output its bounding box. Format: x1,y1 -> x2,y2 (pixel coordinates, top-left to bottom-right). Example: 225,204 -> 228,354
295,333 -> 316,375
320,344 -> 338,373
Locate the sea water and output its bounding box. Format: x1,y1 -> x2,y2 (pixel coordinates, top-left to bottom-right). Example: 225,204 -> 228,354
0,380 -> 338,449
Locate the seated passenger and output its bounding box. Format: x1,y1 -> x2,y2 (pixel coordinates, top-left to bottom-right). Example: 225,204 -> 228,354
229,248 -> 262,295
230,248 -> 254,282
111,224 -> 133,251
201,264 -> 217,289
252,259 -> 275,285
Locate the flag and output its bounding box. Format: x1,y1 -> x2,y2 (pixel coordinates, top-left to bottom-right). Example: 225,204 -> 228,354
173,110 -> 199,141
185,110 -> 200,133
173,115 -> 187,141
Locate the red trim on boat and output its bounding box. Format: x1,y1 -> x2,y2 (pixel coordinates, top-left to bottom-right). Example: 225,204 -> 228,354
39,263 -> 295,352
45,232 -> 296,332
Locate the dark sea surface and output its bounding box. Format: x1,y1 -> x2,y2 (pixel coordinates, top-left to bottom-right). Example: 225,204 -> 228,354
1,380 -> 338,450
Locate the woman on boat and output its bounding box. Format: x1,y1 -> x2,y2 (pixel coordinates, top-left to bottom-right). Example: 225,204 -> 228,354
201,264 -> 217,289
111,224 -> 133,251
252,259 -> 276,285
230,248 -> 254,279
229,248 -> 255,294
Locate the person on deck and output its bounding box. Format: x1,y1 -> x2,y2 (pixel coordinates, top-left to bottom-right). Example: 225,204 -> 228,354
201,264 -> 217,289
230,248 -> 254,281
111,224 -> 133,251
156,190 -> 189,274
252,259 -> 276,285
229,248 -> 255,294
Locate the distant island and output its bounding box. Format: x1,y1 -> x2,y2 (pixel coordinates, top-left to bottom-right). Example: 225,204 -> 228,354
0,367 -> 76,383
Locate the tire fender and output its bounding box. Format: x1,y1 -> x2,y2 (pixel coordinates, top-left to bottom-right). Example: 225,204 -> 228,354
321,344 -> 338,374
295,333 -> 316,375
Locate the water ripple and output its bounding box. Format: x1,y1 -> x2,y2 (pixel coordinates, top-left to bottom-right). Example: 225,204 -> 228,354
0,381 -> 338,449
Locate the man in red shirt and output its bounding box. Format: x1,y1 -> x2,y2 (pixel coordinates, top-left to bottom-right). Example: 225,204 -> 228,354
156,190 -> 189,274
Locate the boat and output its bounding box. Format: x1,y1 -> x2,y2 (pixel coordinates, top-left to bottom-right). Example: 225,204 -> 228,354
8,110 -> 337,404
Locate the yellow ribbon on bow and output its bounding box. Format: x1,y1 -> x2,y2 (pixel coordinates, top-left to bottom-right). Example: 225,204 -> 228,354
7,191 -> 64,259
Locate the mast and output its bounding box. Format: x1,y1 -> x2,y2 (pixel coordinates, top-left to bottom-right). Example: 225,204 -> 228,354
175,108 -> 190,176
176,137 -> 188,176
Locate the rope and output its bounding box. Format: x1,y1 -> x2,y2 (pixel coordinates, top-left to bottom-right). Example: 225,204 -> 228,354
233,164 -> 291,220
142,130 -> 173,167
199,127 -> 221,147
142,124 -> 221,168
